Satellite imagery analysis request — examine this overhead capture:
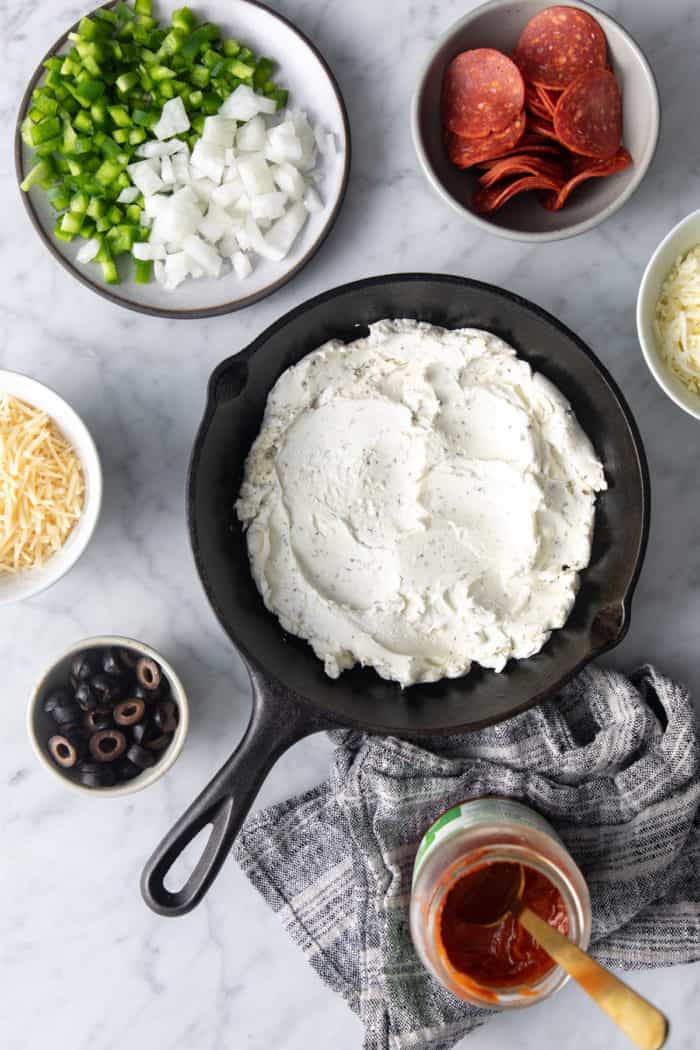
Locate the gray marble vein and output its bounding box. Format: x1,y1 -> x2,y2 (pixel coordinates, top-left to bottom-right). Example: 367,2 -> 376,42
1,1 -> 700,1048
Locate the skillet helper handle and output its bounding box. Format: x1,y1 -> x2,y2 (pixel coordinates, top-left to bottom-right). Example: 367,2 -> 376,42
141,672 -> 332,917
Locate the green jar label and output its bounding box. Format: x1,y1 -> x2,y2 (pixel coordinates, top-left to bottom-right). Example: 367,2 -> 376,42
412,798 -> 559,887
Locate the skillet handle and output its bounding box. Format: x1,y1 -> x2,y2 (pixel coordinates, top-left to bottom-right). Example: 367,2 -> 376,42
141,668 -> 334,917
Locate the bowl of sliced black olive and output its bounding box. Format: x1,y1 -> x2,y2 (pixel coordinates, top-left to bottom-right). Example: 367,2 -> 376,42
28,636 -> 189,795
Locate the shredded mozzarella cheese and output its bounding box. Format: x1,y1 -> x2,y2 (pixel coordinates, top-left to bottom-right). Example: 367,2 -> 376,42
654,245 -> 700,394
0,395 -> 84,574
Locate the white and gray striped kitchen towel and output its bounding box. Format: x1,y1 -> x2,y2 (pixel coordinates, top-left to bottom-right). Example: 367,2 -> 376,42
235,666 -> 700,1050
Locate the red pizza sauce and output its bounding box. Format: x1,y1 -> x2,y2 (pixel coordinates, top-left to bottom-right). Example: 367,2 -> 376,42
437,861 -> 568,990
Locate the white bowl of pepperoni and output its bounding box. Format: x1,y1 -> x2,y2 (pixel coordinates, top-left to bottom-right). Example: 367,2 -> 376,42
412,1 -> 659,241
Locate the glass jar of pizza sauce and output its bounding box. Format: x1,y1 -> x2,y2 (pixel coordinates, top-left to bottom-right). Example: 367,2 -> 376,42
409,798 -> 591,1008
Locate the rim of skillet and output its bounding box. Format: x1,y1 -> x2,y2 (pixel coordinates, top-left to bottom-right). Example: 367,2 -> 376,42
187,273 -> 651,734
411,0 -> 661,244
14,0 -> 352,319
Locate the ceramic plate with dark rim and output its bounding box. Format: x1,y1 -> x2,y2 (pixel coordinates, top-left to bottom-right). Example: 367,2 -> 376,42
15,0 -> 351,318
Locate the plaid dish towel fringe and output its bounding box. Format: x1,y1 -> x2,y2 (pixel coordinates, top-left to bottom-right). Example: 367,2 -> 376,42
235,666 -> 700,1050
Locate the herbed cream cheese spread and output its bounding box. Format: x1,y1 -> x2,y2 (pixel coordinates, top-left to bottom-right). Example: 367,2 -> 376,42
236,320 -> 606,688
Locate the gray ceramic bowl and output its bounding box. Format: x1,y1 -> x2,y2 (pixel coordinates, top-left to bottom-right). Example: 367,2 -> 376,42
28,636 -> 189,797
411,0 -> 659,242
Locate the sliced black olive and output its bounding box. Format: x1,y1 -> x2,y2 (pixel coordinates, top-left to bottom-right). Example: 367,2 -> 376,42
43,687 -> 73,715
154,700 -> 178,734
145,731 -> 173,752
84,708 -> 112,733
89,729 -> 127,763
77,760 -> 117,788
115,759 -> 142,782
74,682 -> 98,712
118,647 -> 139,669
48,734 -> 80,768
126,743 -> 157,769
58,721 -> 83,737
130,720 -> 148,744
71,651 -> 100,682
78,760 -> 102,774
61,727 -> 87,759
52,701 -> 82,726
90,673 -> 123,705
113,699 -> 146,726
130,683 -> 158,702
136,657 -> 162,692
101,648 -> 124,676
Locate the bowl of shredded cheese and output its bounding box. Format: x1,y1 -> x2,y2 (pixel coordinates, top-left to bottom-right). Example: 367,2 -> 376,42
637,209 -> 700,419
0,370 -> 102,603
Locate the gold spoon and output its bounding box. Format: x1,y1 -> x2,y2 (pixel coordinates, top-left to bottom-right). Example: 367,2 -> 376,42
458,863 -> 668,1050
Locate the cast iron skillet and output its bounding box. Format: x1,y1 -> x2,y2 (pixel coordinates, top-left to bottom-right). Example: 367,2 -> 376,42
141,274 -> 650,916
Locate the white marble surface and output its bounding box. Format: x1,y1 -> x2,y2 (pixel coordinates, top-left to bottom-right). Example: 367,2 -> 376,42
2,1 -> 700,1048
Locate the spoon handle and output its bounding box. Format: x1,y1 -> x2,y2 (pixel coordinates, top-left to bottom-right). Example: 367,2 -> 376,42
518,906 -> 668,1050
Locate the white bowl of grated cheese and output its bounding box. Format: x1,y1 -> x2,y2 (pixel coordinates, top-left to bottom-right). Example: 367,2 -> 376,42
637,209 -> 700,419
0,370 -> 102,604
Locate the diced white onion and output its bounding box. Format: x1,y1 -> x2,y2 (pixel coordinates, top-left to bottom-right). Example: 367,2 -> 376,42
117,186 -> 140,204
160,155 -> 175,185
183,234 -> 222,278
127,160 -> 165,196
265,121 -> 303,165
190,177 -> 218,203
132,241 -> 166,261
171,152 -> 190,184
217,231 -> 238,257
76,238 -> 100,263
190,140 -> 226,183
265,201 -> 308,257
304,186 -> 323,213
237,153 -> 275,196
198,203 -> 231,243
232,251 -> 252,279
136,138 -> 188,159
251,191 -> 288,221
163,251 -> 189,290
237,115 -> 267,152
219,84 -> 276,121
271,162 -> 306,200
288,110 -> 317,171
243,215 -> 284,262
154,97 -> 190,140
203,116 -> 237,148
212,178 -> 244,208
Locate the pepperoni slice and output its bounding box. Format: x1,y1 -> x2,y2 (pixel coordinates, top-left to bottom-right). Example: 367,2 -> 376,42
536,84 -> 560,118
473,173 -> 562,213
541,146 -> 632,209
513,6 -> 607,90
445,111 -> 526,169
553,68 -> 622,158
525,85 -> 552,121
526,115 -> 559,141
442,49 -> 525,138
478,153 -> 563,188
476,139 -> 563,168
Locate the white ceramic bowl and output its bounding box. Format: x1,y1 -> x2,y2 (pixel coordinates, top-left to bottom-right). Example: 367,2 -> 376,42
637,210 -> 700,420
0,370 -> 102,604
411,0 -> 660,242
28,636 -> 190,797
16,0 -> 350,318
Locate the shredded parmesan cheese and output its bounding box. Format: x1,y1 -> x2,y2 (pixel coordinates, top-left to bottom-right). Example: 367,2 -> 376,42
0,395 -> 84,574
654,245 -> 700,395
